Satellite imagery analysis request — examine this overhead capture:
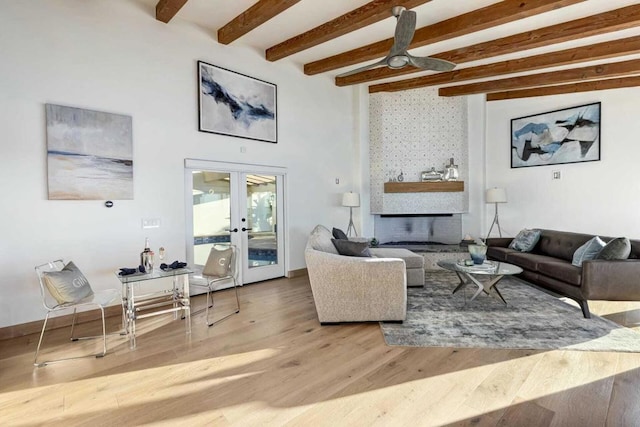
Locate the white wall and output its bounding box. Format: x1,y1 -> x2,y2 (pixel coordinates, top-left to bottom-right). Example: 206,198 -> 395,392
0,1 -> 356,327
485,88 -> 640,239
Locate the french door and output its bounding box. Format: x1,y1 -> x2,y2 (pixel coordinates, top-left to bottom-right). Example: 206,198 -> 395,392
185,160 -> 286,288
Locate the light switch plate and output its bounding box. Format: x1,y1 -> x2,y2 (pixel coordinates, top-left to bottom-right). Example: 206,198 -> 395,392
142,218 -> 161,229
552,171 -> 561,180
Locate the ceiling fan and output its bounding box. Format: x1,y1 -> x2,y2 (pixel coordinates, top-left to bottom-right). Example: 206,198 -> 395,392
337,6 -> 456,78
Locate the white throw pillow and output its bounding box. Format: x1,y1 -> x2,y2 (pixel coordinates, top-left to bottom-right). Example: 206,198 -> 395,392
572,236 -> 606,267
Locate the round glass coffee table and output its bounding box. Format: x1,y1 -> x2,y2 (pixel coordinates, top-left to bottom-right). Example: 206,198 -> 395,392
437,259 -> 523,304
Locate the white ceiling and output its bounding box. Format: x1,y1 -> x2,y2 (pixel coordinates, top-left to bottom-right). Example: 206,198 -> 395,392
133,0 -> 640,88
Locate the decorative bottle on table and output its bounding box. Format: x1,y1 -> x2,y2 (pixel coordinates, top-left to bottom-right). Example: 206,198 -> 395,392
140,237 -> 154,273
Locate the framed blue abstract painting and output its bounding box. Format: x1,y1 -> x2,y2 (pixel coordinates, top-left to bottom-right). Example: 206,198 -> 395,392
198,61 -> 277,143
511,102 -> 600,168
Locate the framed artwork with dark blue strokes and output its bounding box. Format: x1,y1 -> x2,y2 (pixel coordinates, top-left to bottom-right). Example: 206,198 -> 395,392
198,61 -> 277,143
511,102 -> 600,168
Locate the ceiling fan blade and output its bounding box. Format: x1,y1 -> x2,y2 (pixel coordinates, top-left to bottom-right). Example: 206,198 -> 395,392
336,58 -> 388,78
390,9 -> 416,56
407,54 -> 456,72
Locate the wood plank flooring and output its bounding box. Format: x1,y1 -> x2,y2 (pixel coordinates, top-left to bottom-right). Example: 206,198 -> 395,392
1,275 -> 640,426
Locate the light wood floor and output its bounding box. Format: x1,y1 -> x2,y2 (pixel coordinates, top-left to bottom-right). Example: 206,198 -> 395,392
1,275 -> 640,426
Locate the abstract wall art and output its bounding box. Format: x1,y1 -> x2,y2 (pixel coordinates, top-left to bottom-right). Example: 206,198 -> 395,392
198,61 -> 277,143
46,104 -> 133,200
511,102 -> 601,168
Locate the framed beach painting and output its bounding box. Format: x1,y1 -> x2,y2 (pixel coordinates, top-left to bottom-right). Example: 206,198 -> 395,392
511,102 -> 601,168
198,61 -> 277,143
46,104 -> 133,200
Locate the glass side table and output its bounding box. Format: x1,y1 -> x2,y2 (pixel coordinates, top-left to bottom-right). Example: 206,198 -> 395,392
115,268 -> 192,349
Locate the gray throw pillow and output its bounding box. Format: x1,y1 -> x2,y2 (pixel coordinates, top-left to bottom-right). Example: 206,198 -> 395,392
508,229 -> 541,252
332,239 -> 372,257
308,225 -> 339,254
596,237 -> 631,260
332,227 -> 348,240
41,261 -> 93,304
202,247 -> 233,277
572,236 -> 606,267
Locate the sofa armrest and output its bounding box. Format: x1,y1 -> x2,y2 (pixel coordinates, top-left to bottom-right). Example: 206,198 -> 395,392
304,248 -> 407,322
485,237 -> 512,248
581,259 -> 640,300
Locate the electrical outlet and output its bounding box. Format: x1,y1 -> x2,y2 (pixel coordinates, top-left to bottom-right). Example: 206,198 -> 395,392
142,218 -> 161,229
335,178 -> 340,184
552,171 -> 561,180
240,146 -> 246,153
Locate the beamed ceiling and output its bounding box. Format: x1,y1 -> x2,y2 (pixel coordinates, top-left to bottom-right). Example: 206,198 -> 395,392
148,0 -> 640,100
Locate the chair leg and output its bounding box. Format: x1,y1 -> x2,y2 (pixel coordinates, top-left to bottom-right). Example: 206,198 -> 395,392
578,299 -> 591,319
34,312 -> 51,367
70,308 -> 78,341
207,279 -> 240,327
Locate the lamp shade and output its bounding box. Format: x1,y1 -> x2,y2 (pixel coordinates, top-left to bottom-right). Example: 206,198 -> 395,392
342,192 -> 360,207
486,187 -> 507,203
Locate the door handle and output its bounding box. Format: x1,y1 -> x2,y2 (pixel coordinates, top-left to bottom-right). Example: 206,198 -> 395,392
242,227 -> 253,232
231,228 -> 239,233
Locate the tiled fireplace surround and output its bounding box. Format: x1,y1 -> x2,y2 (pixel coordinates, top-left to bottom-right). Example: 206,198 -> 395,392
369,88 -> 470,269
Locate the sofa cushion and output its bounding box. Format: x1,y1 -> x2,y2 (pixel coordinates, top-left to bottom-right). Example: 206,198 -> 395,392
597,237 -> 631,260
332,239 -> 371,257
537,261 -> 582,286
537,230 -> 593,261
509,229 -> 541,252
504,252 -> 560,272
332,227 -> 348,240
572,236 -> 606,267
369,248 -> 424,269
487,246 -> 516,262
308,225 -> 339,254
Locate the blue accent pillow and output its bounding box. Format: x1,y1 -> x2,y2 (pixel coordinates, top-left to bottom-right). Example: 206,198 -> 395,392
508,229 -> 541,252
572,236 -> 606,267
596,237 -> 631,260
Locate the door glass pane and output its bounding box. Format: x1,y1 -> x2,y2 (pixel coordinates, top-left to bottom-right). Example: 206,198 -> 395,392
192,171 -> 231,266
246,174 -> 277,268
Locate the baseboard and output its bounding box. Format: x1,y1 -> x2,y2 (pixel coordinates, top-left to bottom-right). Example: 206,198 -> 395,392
0,305 -> 123,341
286,268 -> 308,278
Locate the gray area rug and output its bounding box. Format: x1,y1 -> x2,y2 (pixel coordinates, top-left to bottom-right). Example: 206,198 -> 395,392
381,271 -> 640,352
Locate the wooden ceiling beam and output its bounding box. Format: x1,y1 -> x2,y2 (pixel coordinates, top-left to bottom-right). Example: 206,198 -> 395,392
487,76 -> 640,101
339,4 -> 640,86
155,0 -> 189,23
439,59 -> 640,97
305,0 -> 586,76
369,35 -> 640,93
218,0 -> 301,45
266,0 -> 431,62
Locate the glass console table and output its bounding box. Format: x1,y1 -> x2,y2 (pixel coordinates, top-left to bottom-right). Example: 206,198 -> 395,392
116,268 -> 192,349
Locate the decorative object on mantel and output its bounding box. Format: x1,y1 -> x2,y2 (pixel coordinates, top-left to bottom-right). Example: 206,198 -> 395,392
443,157 -> 459,181
380,271 -> 640,352
45,104 -> 133,200
342,192 -> 360,237
421,167 -> 443,181
486,187 -> 507,240
511,102 -> 600,168
198,60 -> 277,143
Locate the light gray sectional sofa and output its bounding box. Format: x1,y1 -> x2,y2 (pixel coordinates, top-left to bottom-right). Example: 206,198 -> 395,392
305,225 -> 413,323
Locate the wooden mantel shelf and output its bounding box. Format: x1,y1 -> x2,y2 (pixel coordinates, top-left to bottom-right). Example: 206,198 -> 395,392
384,181 -> 464,193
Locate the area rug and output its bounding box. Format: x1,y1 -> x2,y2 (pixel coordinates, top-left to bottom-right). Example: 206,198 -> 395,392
380,271 -> 640,352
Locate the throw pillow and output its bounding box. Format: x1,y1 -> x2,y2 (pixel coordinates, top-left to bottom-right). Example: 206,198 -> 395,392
596,237 -> 631,260
572,236 -> 606,267
202,247 -> 233,277
332,239 -> 372,257
308,225 -> 339,254
41,261 -> 93,304
509,229 -> 542,252
332,227 -> 348,240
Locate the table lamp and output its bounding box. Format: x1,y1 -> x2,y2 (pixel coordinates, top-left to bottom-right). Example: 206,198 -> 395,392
342,192 -> 360,237
486,187 -> 507,241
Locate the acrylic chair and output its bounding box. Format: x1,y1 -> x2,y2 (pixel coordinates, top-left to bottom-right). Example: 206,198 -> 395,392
34,259 -> 122,367
192,245 -> 240,327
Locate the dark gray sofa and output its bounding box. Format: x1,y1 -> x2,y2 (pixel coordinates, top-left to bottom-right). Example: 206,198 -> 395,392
487,229 -> 640,318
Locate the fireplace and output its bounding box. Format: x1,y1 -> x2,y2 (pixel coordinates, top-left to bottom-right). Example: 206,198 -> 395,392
374,214 -> 465,253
